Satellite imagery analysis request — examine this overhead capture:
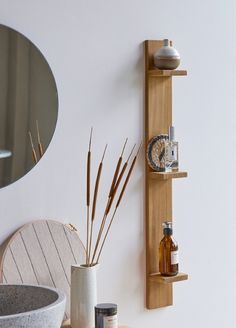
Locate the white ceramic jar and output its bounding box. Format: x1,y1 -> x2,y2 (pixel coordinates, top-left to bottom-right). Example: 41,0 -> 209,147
71,264 -> 98,328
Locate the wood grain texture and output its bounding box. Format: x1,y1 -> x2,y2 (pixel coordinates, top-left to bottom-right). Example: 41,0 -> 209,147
149,171 -> 188,180
145,40 -> 187,309
61,320 -> 130,328
150,272 -> 188,284
145,40 -> 173,309
0,220 -> 86,321
148,69 -> 187,77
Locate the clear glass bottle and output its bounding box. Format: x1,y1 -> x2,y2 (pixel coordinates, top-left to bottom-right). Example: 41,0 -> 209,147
159,221 -> 179,276
164,126 -> 179,171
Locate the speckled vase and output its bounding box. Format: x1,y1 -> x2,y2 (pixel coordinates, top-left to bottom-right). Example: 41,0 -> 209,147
71,264 -> 98,328
154,39 -> 180,70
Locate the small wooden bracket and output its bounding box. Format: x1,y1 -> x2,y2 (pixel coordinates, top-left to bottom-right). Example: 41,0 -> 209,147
149,272 -> 188,284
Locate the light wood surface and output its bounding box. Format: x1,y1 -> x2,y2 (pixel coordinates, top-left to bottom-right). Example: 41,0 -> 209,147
145,40 -> 188,309
149,171 -> 188,180
148,69 -> 187,77
61,320 -> 129,328
0,220 -> 86,320
149,272 -> 188,284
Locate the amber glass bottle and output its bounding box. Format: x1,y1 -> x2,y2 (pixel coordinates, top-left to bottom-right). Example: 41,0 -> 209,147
159,221 -> 178,276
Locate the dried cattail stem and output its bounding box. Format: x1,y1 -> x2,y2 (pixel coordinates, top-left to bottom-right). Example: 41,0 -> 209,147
91,139 -> 127,263
86,127 -> 93,264
95,208 -> 117,264
96,142 -> 142,263
91,211 -> 107,264
108,138 -> 127,198
87,131 -> 92,206
87,152 -> 91,203
28,131 -> 38,164
105,144 -> 136,215
36,120 -> 44,158
91,144 -> 136,263
91,163 -> 103,220
88,144 -> 107,265
91,145 -> 107,221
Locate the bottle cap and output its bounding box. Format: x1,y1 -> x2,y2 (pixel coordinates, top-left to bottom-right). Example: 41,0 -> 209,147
163,39 -> 169,46
169,126 -> 175,141
162,221 -> 173,235
162,221 -> 172,229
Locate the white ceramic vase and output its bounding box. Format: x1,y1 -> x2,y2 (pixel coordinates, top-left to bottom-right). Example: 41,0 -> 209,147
71,264 -> 98,328
154,39 -> 180,70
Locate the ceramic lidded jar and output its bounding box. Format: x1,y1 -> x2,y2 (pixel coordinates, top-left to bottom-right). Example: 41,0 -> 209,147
154,39 -> 180,70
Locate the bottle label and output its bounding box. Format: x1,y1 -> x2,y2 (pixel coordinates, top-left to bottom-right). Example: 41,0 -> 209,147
164,142 -> 178,169
104,315 -> 118,328
166,145 -> 176,161
171,251 -> 179,265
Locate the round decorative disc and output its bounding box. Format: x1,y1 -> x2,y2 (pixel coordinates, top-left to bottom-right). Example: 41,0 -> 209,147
0,220 -> 86,321
146,134 -> 168,171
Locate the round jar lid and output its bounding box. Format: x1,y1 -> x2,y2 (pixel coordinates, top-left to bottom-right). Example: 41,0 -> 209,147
95,303 -> 117,315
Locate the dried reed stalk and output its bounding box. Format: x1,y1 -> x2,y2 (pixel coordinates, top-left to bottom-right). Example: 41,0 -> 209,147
108,138 -> 127,198
105,144 -> 136,215
88,144 -> 107,265
86,128 -> 93,265
91,139 -> 128,264
36,120 -> 44,158
28,131 -> 38,164
93,144 -> 136,260
95,142 -> 142,263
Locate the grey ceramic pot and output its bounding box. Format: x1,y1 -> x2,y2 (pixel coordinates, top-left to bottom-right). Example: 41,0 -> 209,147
0,284 -> 66,328
154,39 -> 180,70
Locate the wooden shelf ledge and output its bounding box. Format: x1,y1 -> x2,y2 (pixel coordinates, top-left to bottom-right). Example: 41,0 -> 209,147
148,69 -> 187,77
149,171 -> 188,180
61,321 -> 129,328
149,272 -> 188,284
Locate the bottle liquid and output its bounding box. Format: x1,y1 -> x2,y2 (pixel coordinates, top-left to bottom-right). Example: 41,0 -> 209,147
164,126 -> 179,171
159,221 -> 179,276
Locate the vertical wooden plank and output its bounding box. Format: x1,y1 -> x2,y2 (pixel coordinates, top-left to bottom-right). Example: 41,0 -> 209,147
3,249 -> 23,284
32,221 -> 70,317
20,224 -> 54,286
47,221 -> 77,283
3,272 -> 7,283
0,234 -> 13,283
64,226 -> 86,265
9,234 -> 38,284
145,40 -> 173,309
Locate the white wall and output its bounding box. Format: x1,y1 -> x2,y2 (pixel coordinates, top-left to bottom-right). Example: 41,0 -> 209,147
0,0 -> 235,327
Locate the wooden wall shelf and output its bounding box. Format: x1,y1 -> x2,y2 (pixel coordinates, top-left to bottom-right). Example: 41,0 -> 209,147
61,321 -> 128,328
149,171 -> 188,180
149,272 -> 188,284
148,69 -> 187,77
145,40 -> 188,310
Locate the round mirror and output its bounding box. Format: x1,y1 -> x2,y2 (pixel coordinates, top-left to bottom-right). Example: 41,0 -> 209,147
0,25 -> 58,188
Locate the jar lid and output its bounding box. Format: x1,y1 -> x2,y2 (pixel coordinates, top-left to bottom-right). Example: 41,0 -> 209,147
95,303 -> 117,315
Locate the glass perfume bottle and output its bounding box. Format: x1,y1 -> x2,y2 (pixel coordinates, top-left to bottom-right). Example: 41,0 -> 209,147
164,126 -> 179,171
159,221 -> 179,276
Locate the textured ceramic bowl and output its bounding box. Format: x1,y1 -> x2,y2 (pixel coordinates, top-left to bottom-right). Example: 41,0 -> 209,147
154,39 -> 180,70
0,284 -> 66,328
